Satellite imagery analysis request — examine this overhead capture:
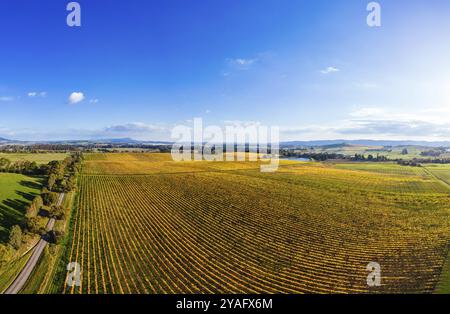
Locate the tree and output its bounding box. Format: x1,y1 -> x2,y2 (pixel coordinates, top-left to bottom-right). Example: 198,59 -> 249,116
65,176 -> 77,191
401,148 -> 409,155
42,191 -> 59,206
0,157 -> 11,170
55,178 -> 67,192
9,225 -> 22,249
26,195 -> 43,218
52,230 -> 66,244
49,205 -> 65,220
47,174 -> 57,191
26,217 -> 42,234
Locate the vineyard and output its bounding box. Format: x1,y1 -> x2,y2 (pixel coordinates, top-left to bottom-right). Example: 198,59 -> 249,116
331,162 -> 431,177
63,153 -> 450,294
425,164 -> 450,186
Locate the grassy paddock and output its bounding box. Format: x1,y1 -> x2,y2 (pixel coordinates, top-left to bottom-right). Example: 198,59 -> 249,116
0,172 -> 44,293
313,145 -> 450,160
0,153 -> 68,164
0,173 -> 44,242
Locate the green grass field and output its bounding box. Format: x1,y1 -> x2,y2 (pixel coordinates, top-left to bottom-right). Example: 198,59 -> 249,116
0,153 -> 68,164
0,172 -> 45,294
0,173 -> 44,242
312,145 -> 450,161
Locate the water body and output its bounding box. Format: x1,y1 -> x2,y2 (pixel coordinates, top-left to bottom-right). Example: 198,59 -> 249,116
281,157 -> 311,162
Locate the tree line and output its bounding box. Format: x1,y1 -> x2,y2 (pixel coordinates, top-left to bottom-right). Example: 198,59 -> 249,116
0,144 -> 78,152
8,153 -> 83,250
397,158 -> 450,166
281,150 -> 450,165
281,151 -> 389,162
0,158 -> 49,175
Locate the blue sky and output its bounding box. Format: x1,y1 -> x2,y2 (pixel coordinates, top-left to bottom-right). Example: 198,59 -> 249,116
1,0 -> 450,141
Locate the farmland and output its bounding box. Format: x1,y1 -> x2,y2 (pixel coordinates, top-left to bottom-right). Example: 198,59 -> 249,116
330,162 -> 431,177
61,153 -> 450,294
424,164 -> 450,186
297,144 -> 450,161
0,153 -> 68,164
0,173 -> 44,241
0,173 -> 44,292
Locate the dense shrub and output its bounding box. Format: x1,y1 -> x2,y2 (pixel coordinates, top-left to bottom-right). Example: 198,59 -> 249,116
8,225 -> 22,250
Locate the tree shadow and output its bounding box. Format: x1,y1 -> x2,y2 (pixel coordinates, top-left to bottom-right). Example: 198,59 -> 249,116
2,198 -> 29,214
19,179 -> 42,190
42,231 -> 55,243
39,208 -> 50,218
0,228 -> 8,243
16,190 -> 36,202
0,201 -> 26,243
0,175 -> 44,244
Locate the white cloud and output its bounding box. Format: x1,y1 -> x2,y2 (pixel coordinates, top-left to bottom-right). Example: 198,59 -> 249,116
227,58 -> 258,70
104,122 -> 166,133
349,107 -> 386,118
28,91 -> 46,97
89,99 -> 99,104
223,120 -> 262,128
337,120 -> 448,138
69,92 -> 85,104
97,122 -> 170,141
320,66 -> 340,74
0,122 -> 171,141
223,53 -> 274,75
280,106 -> 450,141
0,96 -> 14,102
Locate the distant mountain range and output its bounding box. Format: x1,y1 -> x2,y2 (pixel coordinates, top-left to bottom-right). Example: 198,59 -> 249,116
281,139 -> 450,148
0,137 -> 173,145
1,137 -> 450,147
0,137 -> 14,144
